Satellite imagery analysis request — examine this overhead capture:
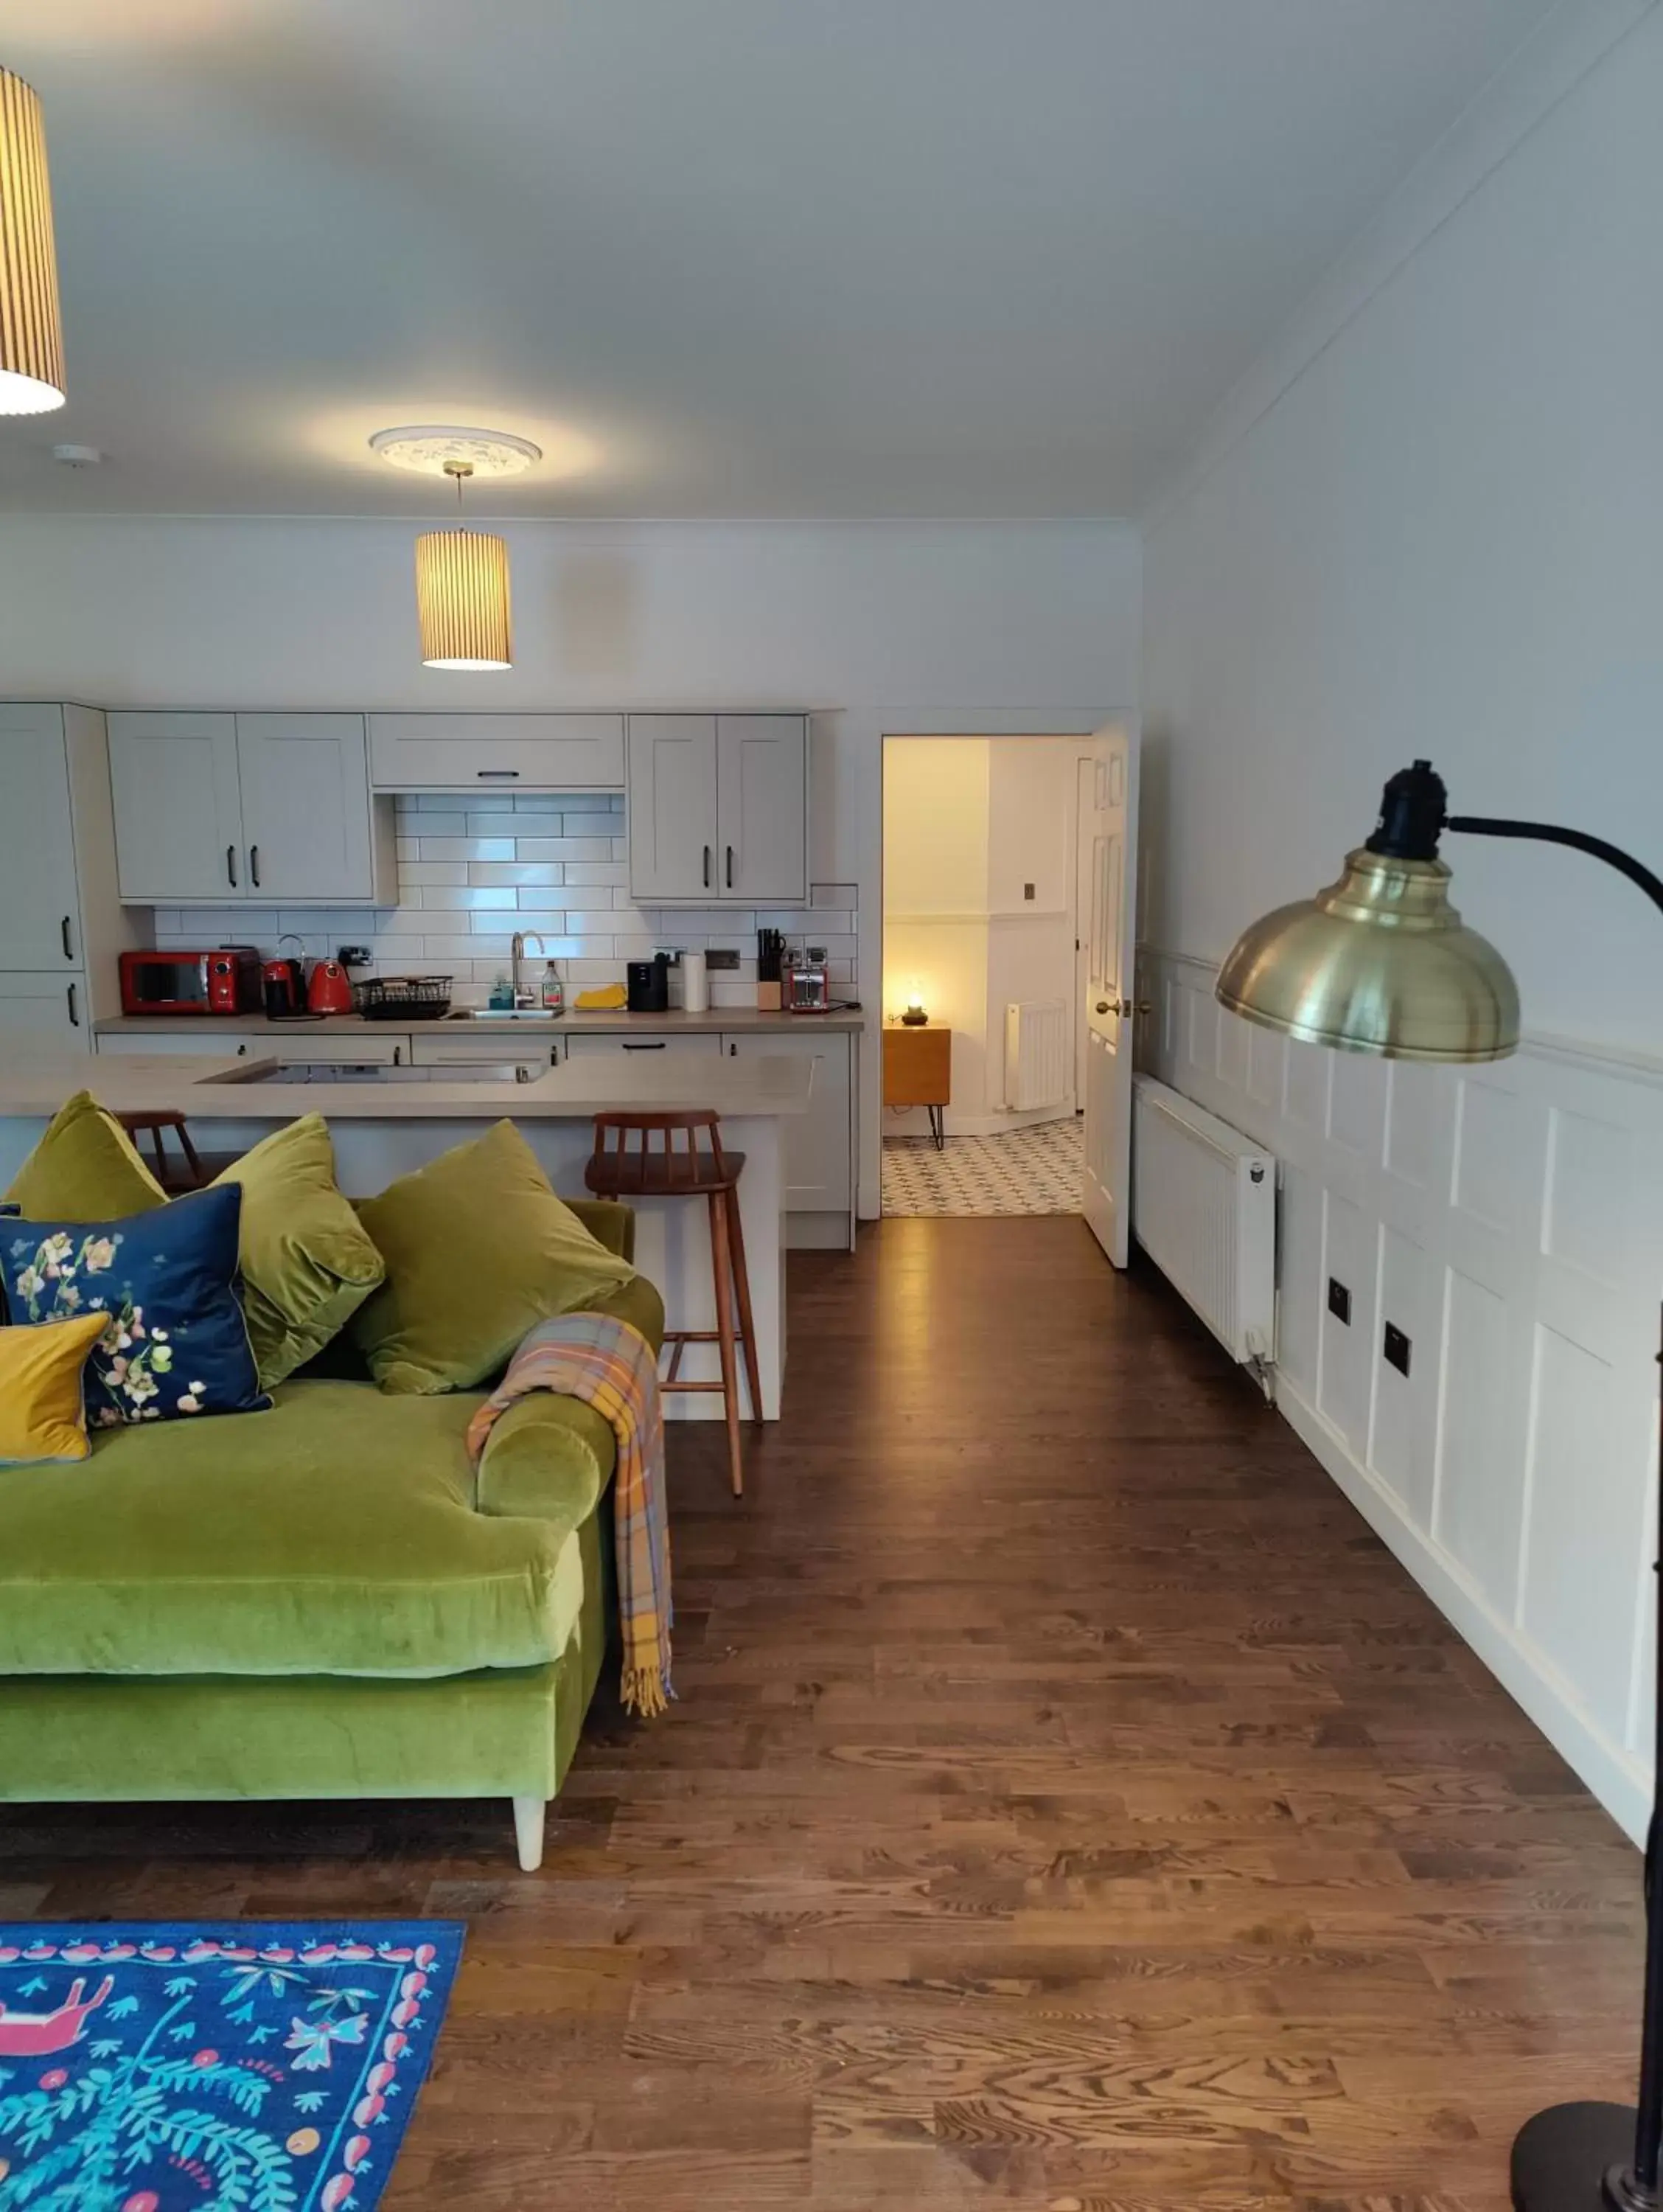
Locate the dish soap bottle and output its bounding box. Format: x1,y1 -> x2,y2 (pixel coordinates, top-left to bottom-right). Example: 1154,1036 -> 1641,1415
540,960 -> 565,1015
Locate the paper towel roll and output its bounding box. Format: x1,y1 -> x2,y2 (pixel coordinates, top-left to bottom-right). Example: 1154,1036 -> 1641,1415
681,950 -> 709,1014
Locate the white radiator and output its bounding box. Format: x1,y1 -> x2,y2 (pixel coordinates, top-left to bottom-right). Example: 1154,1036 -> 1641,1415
1003,998 -> 1070,1110
1132,1074 -> 1277,1378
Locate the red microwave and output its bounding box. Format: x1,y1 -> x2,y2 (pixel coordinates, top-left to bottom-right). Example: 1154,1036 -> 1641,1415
119,947 -> 262,1016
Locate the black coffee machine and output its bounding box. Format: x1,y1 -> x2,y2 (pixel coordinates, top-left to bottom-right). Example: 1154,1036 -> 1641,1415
626,955 -> 669,1013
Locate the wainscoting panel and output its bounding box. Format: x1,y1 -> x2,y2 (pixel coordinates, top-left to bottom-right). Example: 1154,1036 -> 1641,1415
1138,945 -> 1663,1840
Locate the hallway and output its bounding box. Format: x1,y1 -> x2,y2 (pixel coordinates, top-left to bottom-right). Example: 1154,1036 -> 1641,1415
1,1220 -> 1642,2209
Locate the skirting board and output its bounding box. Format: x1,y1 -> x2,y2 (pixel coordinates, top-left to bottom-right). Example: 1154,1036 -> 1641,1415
1276,1375 -> 1649,1846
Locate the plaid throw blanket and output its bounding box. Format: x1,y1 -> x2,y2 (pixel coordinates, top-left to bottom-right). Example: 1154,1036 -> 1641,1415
465,1313 -> 673,1717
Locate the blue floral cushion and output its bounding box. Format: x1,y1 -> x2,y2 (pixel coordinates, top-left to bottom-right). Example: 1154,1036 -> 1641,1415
3,1185 -> 269,1427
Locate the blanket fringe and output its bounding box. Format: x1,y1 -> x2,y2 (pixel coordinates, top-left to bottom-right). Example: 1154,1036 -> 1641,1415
621,1663 -> 671,1719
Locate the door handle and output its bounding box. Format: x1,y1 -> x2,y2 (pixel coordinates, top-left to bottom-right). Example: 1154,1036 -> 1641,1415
725,845 -> 734,889
249,843 -> 260,889
60,914 -> 73,962
66,982 -> 79,1029
622,1040 -> 666,1051
703,845 -> 711,889
226,844 -> 238,888
477,769 -> 520,780
1095,1000 -> 1110,1015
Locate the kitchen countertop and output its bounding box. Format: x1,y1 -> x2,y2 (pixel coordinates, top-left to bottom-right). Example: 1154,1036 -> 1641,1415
92,1007 -> 865,1037
0,1051 -> 815,1121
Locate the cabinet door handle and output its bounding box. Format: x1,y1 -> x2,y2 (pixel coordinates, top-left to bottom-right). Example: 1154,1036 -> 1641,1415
477,769 -> 520,780
249,843 -> 261,889
725,845 -> 734,889
60,914 -> 73,962
226,844 -> 238,888
66,982 -> 79,1029
702,844 -> 711,889
622,1040 -> 666,1051
393,1045 -> 402,1065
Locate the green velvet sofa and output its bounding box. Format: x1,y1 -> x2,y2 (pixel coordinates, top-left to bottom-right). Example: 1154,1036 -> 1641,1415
0,1200 -> 663,1872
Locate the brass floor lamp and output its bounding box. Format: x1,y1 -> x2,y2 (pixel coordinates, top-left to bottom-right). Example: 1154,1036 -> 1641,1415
1215,758 -> 1663,2212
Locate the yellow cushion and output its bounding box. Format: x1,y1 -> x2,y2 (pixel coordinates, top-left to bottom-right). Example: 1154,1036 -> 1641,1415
4,1093 -> 167,1222
0,1312 -> 110,1464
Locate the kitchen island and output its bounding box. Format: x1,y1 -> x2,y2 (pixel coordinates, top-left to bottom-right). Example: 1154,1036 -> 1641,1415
0,1051 -> 815,1420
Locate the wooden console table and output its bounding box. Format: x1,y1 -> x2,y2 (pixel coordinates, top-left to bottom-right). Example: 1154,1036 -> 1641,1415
883,1024 -> 951,1150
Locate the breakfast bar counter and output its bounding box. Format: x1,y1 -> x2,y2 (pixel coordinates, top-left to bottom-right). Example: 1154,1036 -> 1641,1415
0,1051 -> 815,1421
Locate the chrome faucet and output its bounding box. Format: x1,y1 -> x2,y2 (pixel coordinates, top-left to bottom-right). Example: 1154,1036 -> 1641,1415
510,931 -> 545,1009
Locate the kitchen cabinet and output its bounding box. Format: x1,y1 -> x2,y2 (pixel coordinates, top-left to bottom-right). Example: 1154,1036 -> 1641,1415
626,717 -> 719,900
0,703 -> 144,1044
108,712 -> 395,905
369,713 -> 624,792
95,1030 -> 410,1062
408,1032 -> 564,1068
724,1028 -> 852,1241
627,714 -> 807,905
562,1032 -> 722,1062
0,973 -> 88,1046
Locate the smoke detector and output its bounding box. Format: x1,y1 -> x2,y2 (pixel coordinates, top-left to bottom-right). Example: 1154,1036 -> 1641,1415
52,442 -> 102,467
369,425 -> 541,479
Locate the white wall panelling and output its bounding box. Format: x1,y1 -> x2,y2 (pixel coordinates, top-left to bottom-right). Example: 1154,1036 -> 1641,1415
1141,949 -> 1662,1842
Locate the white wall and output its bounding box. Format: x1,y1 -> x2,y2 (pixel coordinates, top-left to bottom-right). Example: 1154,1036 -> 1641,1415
1140,0 -> 1663,1837
0,515 -> 1140,1208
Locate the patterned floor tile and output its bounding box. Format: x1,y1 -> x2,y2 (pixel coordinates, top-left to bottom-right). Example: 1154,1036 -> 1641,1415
882,1116 -> 1083,1215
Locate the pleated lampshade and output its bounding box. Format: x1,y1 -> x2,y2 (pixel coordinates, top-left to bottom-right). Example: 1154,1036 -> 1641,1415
0,67 -> 65,414
414,529 -> 512,670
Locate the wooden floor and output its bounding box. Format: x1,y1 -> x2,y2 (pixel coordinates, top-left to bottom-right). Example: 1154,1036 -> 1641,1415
1,1217 -> 1645,2209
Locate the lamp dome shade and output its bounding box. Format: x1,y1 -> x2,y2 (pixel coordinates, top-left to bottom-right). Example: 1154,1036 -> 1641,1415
1216,847 -> 1520,1063
415,529 -> 512,670
0,69 -> 66,414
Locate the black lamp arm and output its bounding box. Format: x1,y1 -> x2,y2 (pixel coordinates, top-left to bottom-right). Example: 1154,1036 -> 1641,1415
1447,813 -> 1663,922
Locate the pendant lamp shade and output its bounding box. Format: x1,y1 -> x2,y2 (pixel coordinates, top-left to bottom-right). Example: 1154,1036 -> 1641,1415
0,67 -> 65,414
415,528 -> 512,670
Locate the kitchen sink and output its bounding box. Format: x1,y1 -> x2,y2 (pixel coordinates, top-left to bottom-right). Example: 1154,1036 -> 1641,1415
444,1008 -> 562,1020
212,1061 -> 540,1085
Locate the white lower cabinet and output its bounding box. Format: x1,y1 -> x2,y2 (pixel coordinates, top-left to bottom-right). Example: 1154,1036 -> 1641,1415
724,1029 -> 852,1239
408,1034 -> 563,1068
561,1033 -> 723,1062
0,972 -> 91,1049
95,1030 -> 410,1062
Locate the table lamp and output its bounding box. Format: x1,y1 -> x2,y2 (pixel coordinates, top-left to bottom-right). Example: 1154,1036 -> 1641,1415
1216,757 -> 1663,2212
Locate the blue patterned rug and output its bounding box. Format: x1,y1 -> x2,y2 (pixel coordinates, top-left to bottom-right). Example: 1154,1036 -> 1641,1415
0,1921 -> 462,2212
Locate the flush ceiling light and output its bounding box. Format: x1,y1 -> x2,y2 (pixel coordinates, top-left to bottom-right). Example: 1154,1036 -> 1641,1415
413,460 -> 512,671
369,425 -> 542,478
0,66 -> 66,414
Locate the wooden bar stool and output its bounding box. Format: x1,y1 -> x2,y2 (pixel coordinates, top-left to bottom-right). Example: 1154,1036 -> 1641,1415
115,1110 -> 237,1195
584,1109 -> 761,1497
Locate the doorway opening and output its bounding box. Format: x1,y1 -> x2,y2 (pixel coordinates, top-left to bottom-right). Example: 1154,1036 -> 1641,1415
879,733 -> 1092,1217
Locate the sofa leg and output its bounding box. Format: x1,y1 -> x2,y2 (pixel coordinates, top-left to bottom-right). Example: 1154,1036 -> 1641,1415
512,1795 -> 547,1872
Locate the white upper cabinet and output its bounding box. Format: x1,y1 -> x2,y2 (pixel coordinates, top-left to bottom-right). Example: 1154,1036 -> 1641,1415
108,712 -> 245,902
717,715 -> 808,902
626,717 -> 721,900
236,714 -> 379,901
109,712 -> 394,905
628,713 -> 808,904
369,713 -> 624,791
0,704 -> 84,969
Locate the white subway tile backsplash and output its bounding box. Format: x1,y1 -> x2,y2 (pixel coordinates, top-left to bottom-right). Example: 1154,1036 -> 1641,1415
151,801 -> 860,1001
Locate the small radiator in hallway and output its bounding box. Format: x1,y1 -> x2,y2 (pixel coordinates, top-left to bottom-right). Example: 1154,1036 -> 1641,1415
1132,1074 -> 1277,1380
1003,998 -> 1070,1110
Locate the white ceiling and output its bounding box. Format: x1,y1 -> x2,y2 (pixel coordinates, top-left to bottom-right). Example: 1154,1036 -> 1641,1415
1,0 -> 1555,518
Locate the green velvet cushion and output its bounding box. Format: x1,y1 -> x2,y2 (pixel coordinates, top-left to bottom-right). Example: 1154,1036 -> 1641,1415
350,1119 -> 637,1396
0,1378 -> 607,1679
4,1092 -> 166,1222
212,1114 -> 386,1390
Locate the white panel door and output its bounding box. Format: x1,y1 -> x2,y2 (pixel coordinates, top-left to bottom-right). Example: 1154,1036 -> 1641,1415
237,714 -> 373,901
108,712 -> 245,902
1080,722 -> 1140,1267
0,705 -> 81,970
0,970 -> 89,1049
724,1029 -> 851,1214
627,717 -> 720,901
717,715 -> 807,902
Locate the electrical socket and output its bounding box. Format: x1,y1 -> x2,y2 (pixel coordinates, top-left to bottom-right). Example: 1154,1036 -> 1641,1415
1383,1321 -> 1411,1377
1327,1278 -> 1352,1326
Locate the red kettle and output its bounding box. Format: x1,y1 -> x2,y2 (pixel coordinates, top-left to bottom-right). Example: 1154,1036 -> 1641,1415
307,959 -> 355,1015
